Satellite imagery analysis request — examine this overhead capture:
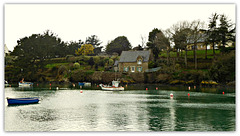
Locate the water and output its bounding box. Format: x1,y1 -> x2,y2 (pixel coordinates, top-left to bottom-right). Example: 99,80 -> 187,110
4,85 -> 235,131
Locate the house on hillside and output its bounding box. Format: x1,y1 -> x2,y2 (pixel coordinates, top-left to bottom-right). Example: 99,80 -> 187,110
118,50 -> 153,73
186,29 -> 235,50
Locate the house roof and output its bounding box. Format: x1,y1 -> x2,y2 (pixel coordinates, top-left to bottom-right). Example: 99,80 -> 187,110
119,50 -> 151,62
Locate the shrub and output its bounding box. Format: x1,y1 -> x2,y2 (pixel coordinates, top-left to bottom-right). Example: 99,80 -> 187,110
69,70 -> 86,82
209,51 -> 235,84
88,57 -> 95,67
58,65 -> 67,75
108,58 -> 114,66
73,62 -> 80,69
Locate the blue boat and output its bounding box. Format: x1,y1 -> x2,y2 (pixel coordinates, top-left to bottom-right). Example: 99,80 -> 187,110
7,97 -> 39,105
78,82 -> 85,86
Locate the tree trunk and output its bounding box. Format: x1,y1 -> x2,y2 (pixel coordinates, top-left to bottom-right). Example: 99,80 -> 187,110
205,43 -> 207,59
194,43 -> 197,69
213,41 -> 215,57
177,50 -> 179,61
167,47 -> 170,66
185,49 -> 188,68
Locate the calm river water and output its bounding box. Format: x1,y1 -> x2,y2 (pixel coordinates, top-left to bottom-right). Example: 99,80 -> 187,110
4,85 -> 235,131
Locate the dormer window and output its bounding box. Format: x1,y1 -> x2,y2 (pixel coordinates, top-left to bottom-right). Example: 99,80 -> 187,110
137,59 -> 142,65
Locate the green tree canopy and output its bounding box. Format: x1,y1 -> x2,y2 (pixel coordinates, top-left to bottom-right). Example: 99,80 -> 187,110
85,35 -> 102,47
66,40 -> 84,55
209,51 -> 235,84
106,36 -> 132,55
11,30 -> 66,69
146,28 -> 161,60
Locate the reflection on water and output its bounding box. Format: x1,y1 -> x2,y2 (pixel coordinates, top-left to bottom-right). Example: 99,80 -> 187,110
4,86 -> 235,131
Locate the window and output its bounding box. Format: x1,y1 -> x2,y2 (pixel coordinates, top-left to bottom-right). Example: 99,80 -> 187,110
137,59 -> 142,65
137,67 -> 142,72
123,67 -> 128,72
131,66 -> 135,72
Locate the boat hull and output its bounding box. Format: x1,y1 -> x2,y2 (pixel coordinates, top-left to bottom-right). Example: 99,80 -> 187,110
78,82 -> 85,86
100,86 -> 124,91
7,97 -> 39,105
19,82 -> 33,87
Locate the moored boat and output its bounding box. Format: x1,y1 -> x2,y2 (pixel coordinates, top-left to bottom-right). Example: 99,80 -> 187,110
99,80 -> 124,91
19,82 -> 33,87
5,80 -> 9,87
19,78 -> 33,87
78,82 -> 85,86
6,97 -> 39,105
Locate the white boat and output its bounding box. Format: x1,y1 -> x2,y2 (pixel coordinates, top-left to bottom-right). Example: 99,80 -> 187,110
5,80 -> 9,87
19,82 -> 33,87
99,80 -> 124,91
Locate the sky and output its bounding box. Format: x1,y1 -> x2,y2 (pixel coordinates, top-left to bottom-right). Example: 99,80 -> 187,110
4,3 -> 236,51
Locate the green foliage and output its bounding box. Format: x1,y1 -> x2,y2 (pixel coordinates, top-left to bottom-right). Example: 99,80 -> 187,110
58,65 -> 67,75
148,61 -> 157,68
66,40 -> 83,55
108,58 -> 114,66
85,35 -> 102,47
45,63 -> 68,68
66,55 -> 74,61
75,44 -> 94,56
93,56 -> 100,64
106,36 -> 132,55
209,51 -> 235,84
146,28 -> 161,60
69,70 -> 86,82
88,57 -> 95,67
73,62 -> 80,69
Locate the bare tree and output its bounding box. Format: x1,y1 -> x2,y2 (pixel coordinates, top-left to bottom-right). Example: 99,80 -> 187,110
140,35 -> 147,48
169,21 -> 192,68
189,20 -> 205,69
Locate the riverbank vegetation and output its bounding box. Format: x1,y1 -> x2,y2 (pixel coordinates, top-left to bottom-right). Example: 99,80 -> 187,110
5,13 -> 235,86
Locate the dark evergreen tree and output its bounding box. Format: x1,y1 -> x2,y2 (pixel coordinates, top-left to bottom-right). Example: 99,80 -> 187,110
106,36 -> 132,55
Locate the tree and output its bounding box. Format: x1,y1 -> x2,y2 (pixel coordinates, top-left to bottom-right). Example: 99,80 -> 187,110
85,35 -> 102,47
218,14 -> 233,48
133,44 -> 143,50
85,35 -> 103,55
189,20 -> 205,69
106,36 -> 132,55
140,35 -> 147,48
146,28 -> 161,60
154,30 -> 171,65
170,21 -> 192,68
66,40 -> 84,55
11,30 -> 66,73
75,44 -> 94,56
209,51 -> 235,84
88,57 -> 95,68
207,13 -> 219,57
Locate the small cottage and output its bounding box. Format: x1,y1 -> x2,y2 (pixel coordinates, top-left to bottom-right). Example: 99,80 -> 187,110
118,50 -> 153,73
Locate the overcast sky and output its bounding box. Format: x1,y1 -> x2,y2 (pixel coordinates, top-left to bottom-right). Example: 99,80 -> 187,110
4,4 -> 235,51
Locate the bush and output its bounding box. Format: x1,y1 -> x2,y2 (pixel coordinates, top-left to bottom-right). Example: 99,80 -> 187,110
58,65 -> 67,75
209,51 -> 235,84
148,61 -> 157,68
73,62 -> 80,69
69,70 -> 86,82
88,57 -> 95,67
108,58 -> 114,66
